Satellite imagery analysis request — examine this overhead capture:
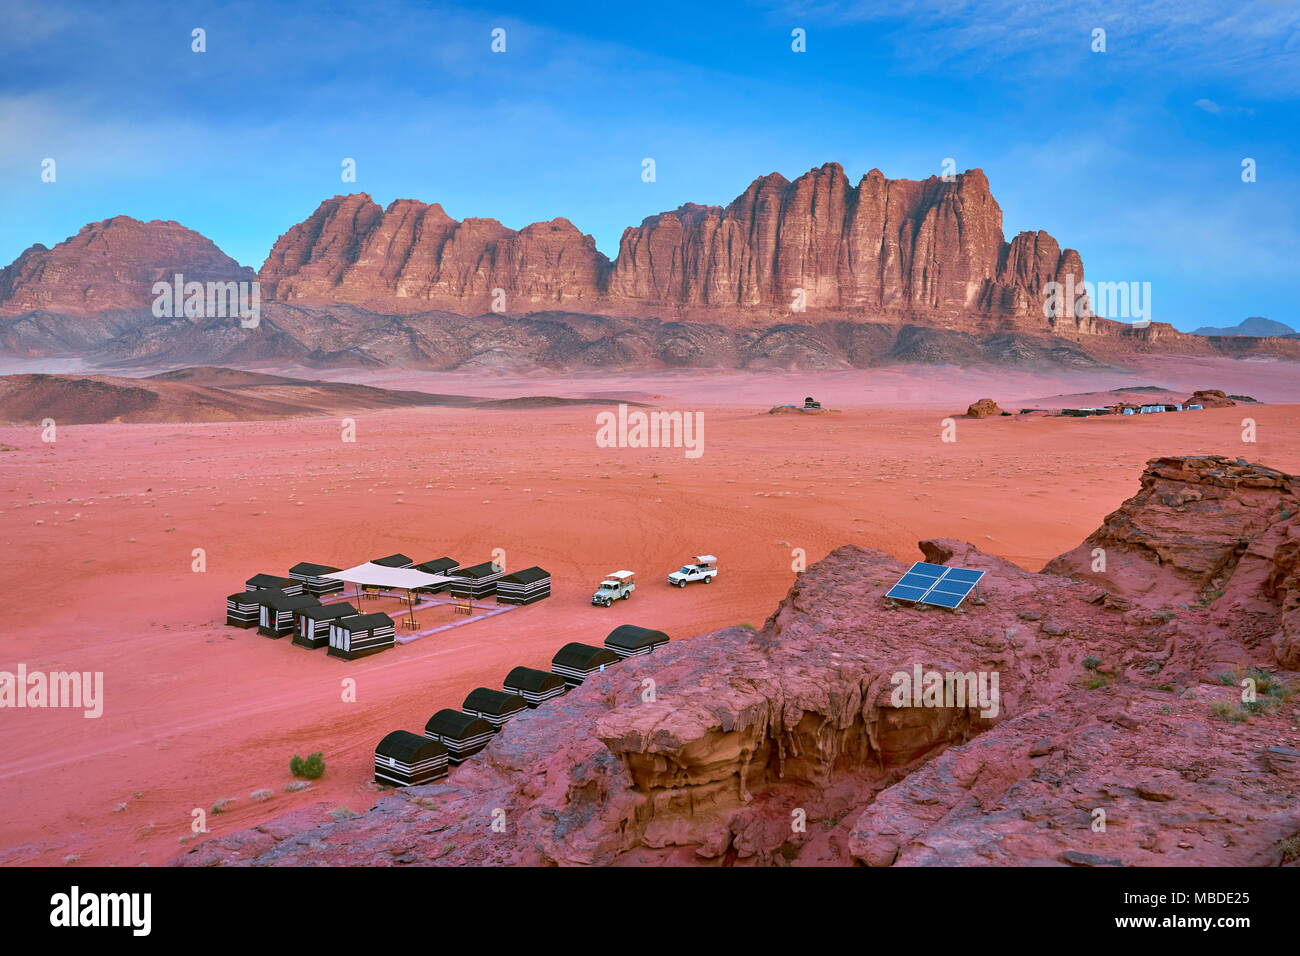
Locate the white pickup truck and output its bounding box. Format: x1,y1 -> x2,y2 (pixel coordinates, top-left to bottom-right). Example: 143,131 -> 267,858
592,570 -> 636,607
668,555 -> 718,588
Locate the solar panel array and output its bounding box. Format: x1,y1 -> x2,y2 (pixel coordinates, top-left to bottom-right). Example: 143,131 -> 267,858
885,562 -> 986,610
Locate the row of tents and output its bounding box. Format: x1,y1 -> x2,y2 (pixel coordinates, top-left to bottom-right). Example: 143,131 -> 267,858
374,624 -> 671,786
224,553 -> 552,660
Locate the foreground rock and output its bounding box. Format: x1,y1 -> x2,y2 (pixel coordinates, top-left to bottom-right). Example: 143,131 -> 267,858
178,457 -> 1300,867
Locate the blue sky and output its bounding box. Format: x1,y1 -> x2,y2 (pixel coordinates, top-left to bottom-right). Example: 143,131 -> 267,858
1,0 -> 1297,330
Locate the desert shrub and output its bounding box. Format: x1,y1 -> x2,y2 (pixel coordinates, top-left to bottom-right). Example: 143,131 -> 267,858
211,798 -> 235,814
1082,656 -> 1102,671
290,752 -> 326,779
1208,701 -> 1249,724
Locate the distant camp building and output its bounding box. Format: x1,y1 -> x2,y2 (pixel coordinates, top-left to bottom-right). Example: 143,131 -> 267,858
551,642 -> 620,688
225,591 -> 262,628
245,573 -> 302,596
448,561 -> 508,600
461,687 -> 528,733
258,591 -> 321,638
371,553 -> 415,569
414,557 -> 460,593
502,666 -> 567,708
424,709 -> 495,764
495,566 -> 552,605
604,624 -> 671,659
327,612 -> 396,660
374,730 -> 449,787
288,562 -> 345,598
294,602 -> 359,649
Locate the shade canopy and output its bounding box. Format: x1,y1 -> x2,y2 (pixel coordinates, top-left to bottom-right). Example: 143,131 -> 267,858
323,562 -> 456,590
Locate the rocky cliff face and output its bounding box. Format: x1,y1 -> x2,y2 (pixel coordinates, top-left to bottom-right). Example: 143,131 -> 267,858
176,457 -> 1300,867
256,164 -> 1093,330
0,216 -> 253,315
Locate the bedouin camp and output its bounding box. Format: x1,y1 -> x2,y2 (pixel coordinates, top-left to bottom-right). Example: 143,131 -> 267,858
461,687 -> 528,733
288,562 -> 345,598
327,612 -> 396,660
257,590 -> 321,638
447,560 -> 508,600
550,642 -> 620,688
294,602 -> 359,649
423,709 -> 495,764
374,730 -> 449,787
225,591 -> 263,628
495,566 -> 552,605
245,573 -> 302,596
502,666 -> 567,707
413,557 -> 460,593
603,624 -> 671,659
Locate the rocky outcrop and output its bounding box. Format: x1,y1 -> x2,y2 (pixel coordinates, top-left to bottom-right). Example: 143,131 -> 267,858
0,216 -> 253,316
965,397 -> 1004,418
1185,388 -> 1237,408
256,165 -> 1090,331
176,457 -> 1300,867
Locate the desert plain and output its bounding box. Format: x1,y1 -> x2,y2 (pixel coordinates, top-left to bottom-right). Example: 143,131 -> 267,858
2,356 -> 1299,866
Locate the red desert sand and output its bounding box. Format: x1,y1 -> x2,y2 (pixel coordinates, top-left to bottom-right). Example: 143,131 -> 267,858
2,361 -> 1299,865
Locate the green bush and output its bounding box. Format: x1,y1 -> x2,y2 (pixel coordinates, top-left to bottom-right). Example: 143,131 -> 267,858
290,752 -> 326,780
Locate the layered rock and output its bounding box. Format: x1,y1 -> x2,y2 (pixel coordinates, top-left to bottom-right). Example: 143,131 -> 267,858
256,165 -> 1091,330
0,216 -> 253,315
176,457 -> 1300,867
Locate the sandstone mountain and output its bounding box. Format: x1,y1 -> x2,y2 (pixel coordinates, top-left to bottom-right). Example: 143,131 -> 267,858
259,165 -> 1094,332
0,216 -> 252,315
5,165 -> 1300,368
178,455 -> 1300,867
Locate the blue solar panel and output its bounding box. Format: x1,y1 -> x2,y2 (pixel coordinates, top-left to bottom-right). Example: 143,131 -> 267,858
885,584 -> 929,601
884,564 -> 985,610
908,562 -> 948,578
924,590 -> 965,609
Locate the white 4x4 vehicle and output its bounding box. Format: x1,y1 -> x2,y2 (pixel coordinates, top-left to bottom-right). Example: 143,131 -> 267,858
668,555 -> 718,588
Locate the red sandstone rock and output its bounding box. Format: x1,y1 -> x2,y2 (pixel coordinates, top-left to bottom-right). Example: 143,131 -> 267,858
965,397 -> 1004,418
0,216 -> 252,315
1185,388 -> 1237,408
256,165 -> 1089,330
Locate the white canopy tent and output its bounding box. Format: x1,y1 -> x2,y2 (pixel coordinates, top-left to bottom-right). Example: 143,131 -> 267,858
323,563 -> 457,591
323,562 -> 460,629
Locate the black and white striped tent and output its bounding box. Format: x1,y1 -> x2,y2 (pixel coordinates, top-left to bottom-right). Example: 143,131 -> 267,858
604,624 -> 671,659
327,612 -> 396,660
294,602 -> 359,649
374,730 -> 449,787
225,592 -> 262,628
461,687 -> 528,733
551,642 -> 620,688
424,709 -> 495,764
288,562 -> 345,598
257,591 -> 321,638
371,553 -> 415,569
245,573 -> 302,596
502,666 -> 567,708
495,566 -> 551,605
448,561 -> 507,600
413,557 -> 459,594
